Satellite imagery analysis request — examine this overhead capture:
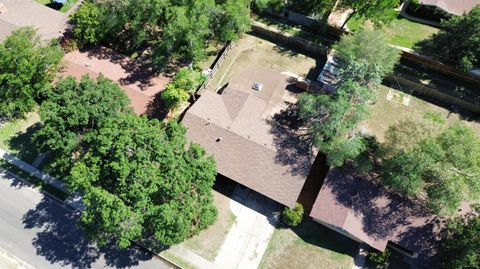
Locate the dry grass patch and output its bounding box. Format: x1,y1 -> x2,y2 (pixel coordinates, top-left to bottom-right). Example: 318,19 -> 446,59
359,85 -> 480,141
181,190 -> 236,261
259,220 -> 357,269
207,34 -> 317,92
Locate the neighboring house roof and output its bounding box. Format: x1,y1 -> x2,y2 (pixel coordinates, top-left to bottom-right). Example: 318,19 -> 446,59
0,0 -> 67,41
419,0 -> 480,15
182,69 -> 316,207
310,168 -> 443,267
59,48 -> 169,115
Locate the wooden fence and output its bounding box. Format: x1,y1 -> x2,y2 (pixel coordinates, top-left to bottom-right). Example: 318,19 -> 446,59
196,41 -> 236,96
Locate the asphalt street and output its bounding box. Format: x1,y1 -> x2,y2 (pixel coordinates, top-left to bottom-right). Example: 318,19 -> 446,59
0,170 -> 175,269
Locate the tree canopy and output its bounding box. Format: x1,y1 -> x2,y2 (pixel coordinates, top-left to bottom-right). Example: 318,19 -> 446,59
71,0 -> 251,68
380,121 -> 480,214
38,75 -> 217,247
335,30 -> 401,87
0,27 -> 63,120
287,0 -> 336,18
440,208 -> 480,269
297,30 -> 399,166
416,6 -> 480,71
35,75 -> 130,174
161,68 -> 205,110
339,0 -> 401,28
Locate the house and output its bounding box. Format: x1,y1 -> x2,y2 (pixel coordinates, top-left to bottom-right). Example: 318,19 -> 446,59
182,68 -> 318,207
59,47 -> 169,115
310,167 -> 443,267
417,0 -> 480,15
0,0 -> 67,41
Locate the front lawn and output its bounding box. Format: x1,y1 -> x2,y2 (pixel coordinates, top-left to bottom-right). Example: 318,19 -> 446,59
181,190 -> 236,261
0,112 -> 41,164
259,220 -> 357,269
347,13 -> 439,49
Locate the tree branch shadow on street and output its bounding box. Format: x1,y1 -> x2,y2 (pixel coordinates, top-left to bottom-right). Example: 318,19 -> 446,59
22,196 -> 155,269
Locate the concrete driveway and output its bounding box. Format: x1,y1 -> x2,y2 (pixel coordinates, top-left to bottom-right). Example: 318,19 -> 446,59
0,169 -> 175,269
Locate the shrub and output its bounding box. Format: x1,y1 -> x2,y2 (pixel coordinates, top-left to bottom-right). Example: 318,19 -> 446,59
161,84 -> 190,110
368,249 -> 391,265
282,203 -> 304,227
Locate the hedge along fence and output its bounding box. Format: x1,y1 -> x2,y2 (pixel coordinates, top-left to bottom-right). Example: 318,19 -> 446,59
196,41 -> 236,96
251,21 -> 329,57
384,76 -> 480,114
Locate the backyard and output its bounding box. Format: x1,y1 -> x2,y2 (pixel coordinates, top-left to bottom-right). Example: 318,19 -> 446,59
359,85 -> 480,141
259,220 -> 358,269
206,34 -> 321,93
347,13 -> 439,49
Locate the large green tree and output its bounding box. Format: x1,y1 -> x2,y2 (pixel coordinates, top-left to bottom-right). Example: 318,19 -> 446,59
416,6 -> 480,71
71,0 -> 251,68
0,27 -> 63,120
339,0 -> 400,28
380,122 -> 480,214
441,209 -> 480,269
69,115 -> 217,247
38,75 -> 217,248
36,75 -> 130,174
298,30 -> 399,166
287,0 -> 336,18
298,80 -> 372,166
334,30 -> 401,87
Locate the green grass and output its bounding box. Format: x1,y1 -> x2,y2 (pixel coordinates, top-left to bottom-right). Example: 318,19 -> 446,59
347,13 -> 439,49
0,112 -> 41,164
259,220 -> 357,269
35,0 -> 79,13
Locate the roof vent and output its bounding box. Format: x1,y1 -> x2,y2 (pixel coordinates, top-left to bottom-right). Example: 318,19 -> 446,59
216,137 -> 223,142
0,3 -> 7,14
252,82 -> 263,91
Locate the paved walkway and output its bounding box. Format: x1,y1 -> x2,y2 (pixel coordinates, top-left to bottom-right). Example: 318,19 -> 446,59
0,148 -> 66,193
214,186 -> 280,269
166,186 -> 281,269
0,246 -> 36,269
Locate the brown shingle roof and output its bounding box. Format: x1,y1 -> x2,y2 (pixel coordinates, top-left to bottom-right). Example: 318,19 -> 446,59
419,0 -> 480,15
310,168 -> 443,267
182,69 -> 316,207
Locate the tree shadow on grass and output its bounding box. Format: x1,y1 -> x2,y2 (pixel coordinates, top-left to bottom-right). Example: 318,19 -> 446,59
8,123 -> 42,163
22,196 -> 156,269
288,219 -> 358,258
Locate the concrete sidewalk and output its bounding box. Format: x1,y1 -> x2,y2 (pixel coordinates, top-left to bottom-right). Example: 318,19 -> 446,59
0,148 -> 66,193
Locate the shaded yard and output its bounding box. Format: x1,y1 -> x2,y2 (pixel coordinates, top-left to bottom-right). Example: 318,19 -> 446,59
0,112 -> 41,164
259,220 -> 357,269
359,85 -> 480,142
347,13 -> 439,49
